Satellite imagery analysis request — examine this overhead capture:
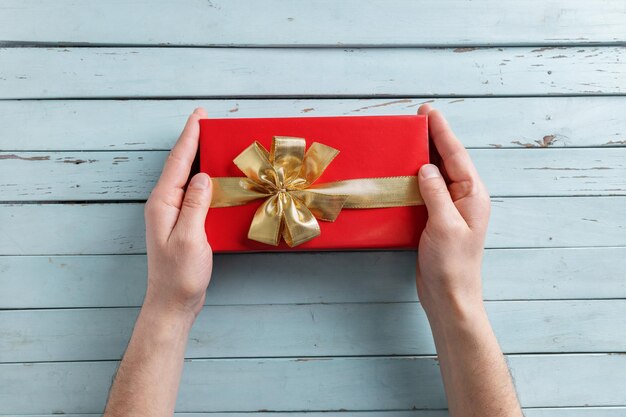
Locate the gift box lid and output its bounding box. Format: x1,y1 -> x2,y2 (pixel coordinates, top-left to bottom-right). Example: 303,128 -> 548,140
200,114 -> 429,252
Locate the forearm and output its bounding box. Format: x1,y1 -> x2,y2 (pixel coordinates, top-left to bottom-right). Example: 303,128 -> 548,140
425,297 -> 523,417
104,302 -> 194,417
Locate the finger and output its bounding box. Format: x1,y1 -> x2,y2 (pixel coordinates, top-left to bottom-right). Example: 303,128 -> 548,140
172,173 -> 213,241
145,186 -> 185,242
417,103 -> 433,115
156,107 -> 208,192
418,164 -> 464,224
418,104 -> 449,182
426,110 -> 479,184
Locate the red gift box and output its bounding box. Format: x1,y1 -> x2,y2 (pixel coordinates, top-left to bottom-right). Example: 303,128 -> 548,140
199,115 -> 429,252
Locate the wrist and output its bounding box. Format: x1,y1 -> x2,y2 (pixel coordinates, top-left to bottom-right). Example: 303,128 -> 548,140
140,296 -> 197,334
419,282 -> 486,330
422,298 -> 495,364
143,280 -> 205,322
423,300 -> 491,353
425,297 -> 488,331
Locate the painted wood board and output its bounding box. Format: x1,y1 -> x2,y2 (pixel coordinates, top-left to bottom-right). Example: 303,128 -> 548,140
0,3 -> 621,417
1,354 -> 625,413
1,46 -> 623,99
1,0 -> 624,46
1,98 -> 623,151
2,248 -> 624,308
2,300 -> 624,362
1,198 -> 623,255
3,409 -> 626,417
1,148 -> 624,201
509,408 -> 626,417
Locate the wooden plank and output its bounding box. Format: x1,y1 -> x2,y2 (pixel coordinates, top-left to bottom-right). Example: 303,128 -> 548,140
0,414 -> 435,417
1,98 -> 624,151
1,301 -> 624,362
1,197 -> 624,255
4,409 -> 626,417
472,148 -> 626,197
1,148 -> 624,201
1,0 -> 624,46
511,409 -> 626,417
0,151 -> 162,201
5,410 -> 626,417
0,46 -> 623,99
1,248 -> 625,308
1,355 -> 624,413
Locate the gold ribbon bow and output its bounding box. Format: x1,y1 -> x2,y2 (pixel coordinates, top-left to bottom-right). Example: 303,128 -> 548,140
210,136 -> 423,247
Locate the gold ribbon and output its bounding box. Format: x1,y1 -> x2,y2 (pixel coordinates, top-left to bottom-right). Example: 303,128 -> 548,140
210,136 -> 423,247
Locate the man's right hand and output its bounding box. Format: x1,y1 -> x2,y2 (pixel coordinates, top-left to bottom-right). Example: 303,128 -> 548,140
415,104 -> 491,320
414,105 -> 523,417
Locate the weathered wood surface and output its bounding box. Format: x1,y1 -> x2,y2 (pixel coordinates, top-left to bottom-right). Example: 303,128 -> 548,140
1,148 -> 623,200
2,301 -> 625,362
1,2 -> 624,415
2,248 -> 625,308
5,410 -> 626,417
6,407 -> 626,417
1,98 -> 624,151
1,355 -> 625,413
3,410 -> 626,417
1,198 -> 623,255
1,0 -> 624,46
1,46 -> 623,99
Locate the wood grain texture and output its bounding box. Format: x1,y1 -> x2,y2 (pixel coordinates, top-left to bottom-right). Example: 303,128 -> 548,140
1,2 -> 624,414
1,148 -> 624,200
1,198 -> 623,255
1,0 -> 624,46
1,98 -> 624,151
4,410 -> 626,417
2,248 -> 625,308
1,355 -> 625,413
2,300 -> 624,362
1,46 -> 623,99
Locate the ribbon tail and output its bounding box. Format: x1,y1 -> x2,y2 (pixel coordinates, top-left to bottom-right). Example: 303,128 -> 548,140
248,194 -> 283,246
280,193 -> 321,247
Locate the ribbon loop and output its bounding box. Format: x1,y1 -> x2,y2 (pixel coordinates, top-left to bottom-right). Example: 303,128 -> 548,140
233,141 -> 277,189
210,136 -> 423,247
299,142 -> 340,186
270,136 -> 306,186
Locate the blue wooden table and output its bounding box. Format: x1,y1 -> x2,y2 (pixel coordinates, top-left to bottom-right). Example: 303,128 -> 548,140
0,1 -> 625,415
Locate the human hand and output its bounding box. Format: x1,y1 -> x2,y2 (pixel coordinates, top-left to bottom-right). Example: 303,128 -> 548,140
415,104 -> 491,320
143,108 -> 213,323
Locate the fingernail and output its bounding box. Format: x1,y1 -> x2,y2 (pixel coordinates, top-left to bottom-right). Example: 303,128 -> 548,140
190,174 -> 210,189
193,107 -> 204,116
420,164 -> 441,179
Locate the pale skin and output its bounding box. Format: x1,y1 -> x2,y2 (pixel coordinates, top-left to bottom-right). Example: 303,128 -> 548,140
103,106 -> 523,417
416,104 -> 523,417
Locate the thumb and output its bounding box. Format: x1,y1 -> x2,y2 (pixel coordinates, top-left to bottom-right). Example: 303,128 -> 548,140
418,164 -> 458,221
175,173 -> 213,237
